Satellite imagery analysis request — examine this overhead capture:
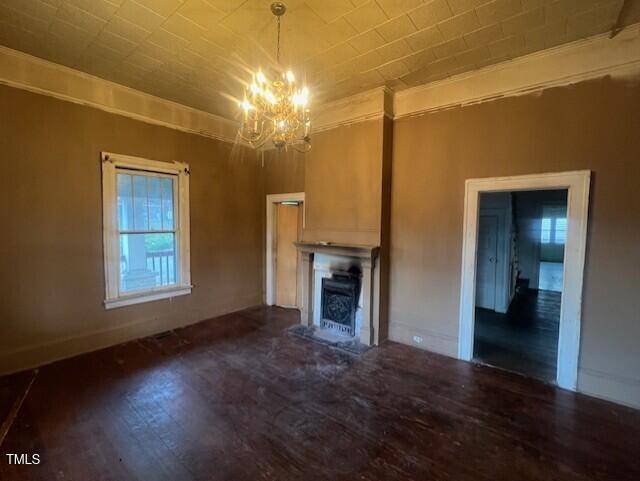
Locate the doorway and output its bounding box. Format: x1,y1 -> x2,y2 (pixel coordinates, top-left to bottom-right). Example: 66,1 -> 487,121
266,193 -> 305,308
473,190 -> 567,382
458,171 -> 590,390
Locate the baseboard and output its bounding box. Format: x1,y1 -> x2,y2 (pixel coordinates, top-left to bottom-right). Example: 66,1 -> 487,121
0,293 -> 262,376
388,320 -> 639,411
578,367 -> 640,410
388,320 -> 458,358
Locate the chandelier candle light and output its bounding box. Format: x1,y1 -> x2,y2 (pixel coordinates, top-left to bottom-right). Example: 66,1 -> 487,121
238,2 -> 311,152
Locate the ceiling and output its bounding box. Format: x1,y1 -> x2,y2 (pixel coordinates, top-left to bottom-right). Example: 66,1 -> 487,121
0,0 -> 637,120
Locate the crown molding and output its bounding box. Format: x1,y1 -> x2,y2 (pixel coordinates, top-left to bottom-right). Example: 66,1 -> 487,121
0,43 -> 388,144
394,23 -> 640,119
0,45 -> 241,144
2,23 -> 639,143
312,86 -> 393,133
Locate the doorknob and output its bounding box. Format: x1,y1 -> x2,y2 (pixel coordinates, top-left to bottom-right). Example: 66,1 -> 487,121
489,257 -> 496,263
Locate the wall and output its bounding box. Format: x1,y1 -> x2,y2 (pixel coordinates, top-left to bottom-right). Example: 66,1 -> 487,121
390,76 -> 640,408
262,149 -> 306,196
3,63 -> 638,410
0,85 -> 264,373
301,120 -> 385,246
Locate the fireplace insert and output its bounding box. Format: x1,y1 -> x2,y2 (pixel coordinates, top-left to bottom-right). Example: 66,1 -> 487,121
320,271 -> 360,336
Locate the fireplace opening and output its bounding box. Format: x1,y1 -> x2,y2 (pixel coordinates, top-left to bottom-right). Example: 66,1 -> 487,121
320,270 -> 360,336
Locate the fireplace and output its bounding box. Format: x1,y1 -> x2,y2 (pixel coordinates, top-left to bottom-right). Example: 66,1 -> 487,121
295,242 -> 381,346
320,271 -> 360,336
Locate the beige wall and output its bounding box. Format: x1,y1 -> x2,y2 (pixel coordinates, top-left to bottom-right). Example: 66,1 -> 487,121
262,149 -> 306,196
302,120 -> 384,246
2,73 -> 638,409
264,119 -> 390,249
389,77 -> 640,407
0,85 -> 264,373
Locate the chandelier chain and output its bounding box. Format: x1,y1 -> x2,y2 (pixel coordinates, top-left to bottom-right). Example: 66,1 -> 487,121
276,15 -> 281,63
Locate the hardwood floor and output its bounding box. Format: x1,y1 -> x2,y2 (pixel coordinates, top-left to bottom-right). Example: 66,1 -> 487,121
474,289 -> 561,381
1,306 -> 639,480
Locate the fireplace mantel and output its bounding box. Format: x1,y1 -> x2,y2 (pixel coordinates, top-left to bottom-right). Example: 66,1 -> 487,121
294,241 -> 383,346
294,242 -> 380,260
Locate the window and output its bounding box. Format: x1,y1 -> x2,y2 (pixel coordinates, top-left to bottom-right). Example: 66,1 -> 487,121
541,205 -> 567,245
102,152 -> 191,309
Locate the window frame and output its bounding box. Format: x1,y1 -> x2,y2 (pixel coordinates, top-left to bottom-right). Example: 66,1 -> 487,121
101,152 -> 191,309
540,204 -> 568,245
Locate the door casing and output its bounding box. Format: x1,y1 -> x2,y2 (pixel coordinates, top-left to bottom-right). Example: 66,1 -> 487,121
458,171 -> 591,391
265,192 -> 305,308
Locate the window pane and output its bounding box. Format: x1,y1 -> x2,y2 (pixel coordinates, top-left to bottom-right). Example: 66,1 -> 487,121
132,175 -> 149,231
161,177 -> 174,230
120,233 -> 176,292
555,218 -> 567,244
541,218 -> 551,244
148,177 -> 163,230
117,174 -> 133,230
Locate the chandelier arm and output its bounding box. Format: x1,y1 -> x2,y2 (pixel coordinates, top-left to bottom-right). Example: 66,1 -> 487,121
250,123 -> 277,149
238,120 -> 269,146
249,128 -> 270,147
291,142 -> 311,153
251,137 -> 269,149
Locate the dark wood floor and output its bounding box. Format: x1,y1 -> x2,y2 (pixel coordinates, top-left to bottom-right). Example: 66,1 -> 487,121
1,306 -> 639,481
475,289 -> 561,381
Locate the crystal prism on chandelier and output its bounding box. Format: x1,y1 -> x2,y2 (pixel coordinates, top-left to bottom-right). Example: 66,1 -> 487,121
237,2 -> 311,152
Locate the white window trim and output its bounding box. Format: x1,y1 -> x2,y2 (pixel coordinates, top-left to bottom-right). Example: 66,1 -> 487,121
101,151 -> 192,309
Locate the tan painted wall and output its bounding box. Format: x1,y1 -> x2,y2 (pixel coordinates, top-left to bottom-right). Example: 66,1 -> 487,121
2,74 -> 638,408
0,85 -> 264,373
262,119 -> 389,248
302,120 -> 384,246
389,77 -> 640,407
262,149 -> 305,196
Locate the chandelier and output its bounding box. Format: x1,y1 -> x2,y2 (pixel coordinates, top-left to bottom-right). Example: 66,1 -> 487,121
237,2 -> 311,152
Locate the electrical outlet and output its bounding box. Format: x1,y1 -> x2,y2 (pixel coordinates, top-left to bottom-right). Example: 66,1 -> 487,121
412,335 -> 423,344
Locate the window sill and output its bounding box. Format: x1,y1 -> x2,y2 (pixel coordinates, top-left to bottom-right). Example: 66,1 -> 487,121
104,285 -> 192,310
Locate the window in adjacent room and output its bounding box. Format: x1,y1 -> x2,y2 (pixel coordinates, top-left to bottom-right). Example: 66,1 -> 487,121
102,152 -> 191,309
540,205 -> 567,245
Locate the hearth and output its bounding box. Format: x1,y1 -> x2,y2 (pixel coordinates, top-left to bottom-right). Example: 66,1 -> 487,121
320,271 -> 360,337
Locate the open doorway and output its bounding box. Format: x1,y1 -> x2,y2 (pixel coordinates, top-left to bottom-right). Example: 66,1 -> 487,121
458,171 -> 590,390
266,193 -> 305,309
473,190 -> 567,382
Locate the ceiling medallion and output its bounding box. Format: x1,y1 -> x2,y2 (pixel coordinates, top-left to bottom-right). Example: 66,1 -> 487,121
237,2 -> 311,152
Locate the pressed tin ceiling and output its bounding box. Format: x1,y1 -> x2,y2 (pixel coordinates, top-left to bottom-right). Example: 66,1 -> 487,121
0,0 -> 637,120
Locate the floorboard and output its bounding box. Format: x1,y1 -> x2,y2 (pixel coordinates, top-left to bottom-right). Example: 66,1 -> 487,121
1,306 -> 639,480
475,289 -> 560,381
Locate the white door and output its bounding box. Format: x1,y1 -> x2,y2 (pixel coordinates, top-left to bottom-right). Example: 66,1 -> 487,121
476,214 -> 499,310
